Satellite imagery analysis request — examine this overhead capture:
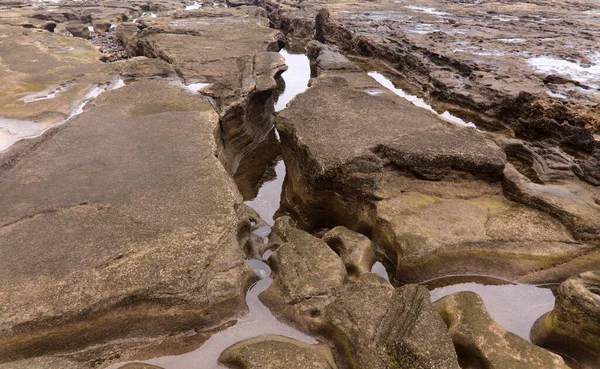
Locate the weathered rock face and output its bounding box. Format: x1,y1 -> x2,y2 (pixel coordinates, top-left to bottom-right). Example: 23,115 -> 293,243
435,291 -> 568,369
275,46 -> 598,284
218,335 -> 337,369
65,23 -> 90,38
259,220 -> 347,332
322,226 -> 376,280
324,273 -> 460,369
0,24 -> 107,131
503,163 -> 600,241
125,7 -> 287,174
0,80 -> 255,364
531,271 -> 600,367
264,0 -> 600,151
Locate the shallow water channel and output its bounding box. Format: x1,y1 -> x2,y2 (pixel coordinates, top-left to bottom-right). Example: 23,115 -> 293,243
110,49 -> 313,369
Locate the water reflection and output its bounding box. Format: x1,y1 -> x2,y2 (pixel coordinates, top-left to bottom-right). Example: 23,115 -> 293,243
427,276 -> 556,341
241,50 -> 310,225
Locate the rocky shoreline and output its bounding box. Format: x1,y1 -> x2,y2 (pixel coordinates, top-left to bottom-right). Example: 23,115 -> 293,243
0,0 -> 599,368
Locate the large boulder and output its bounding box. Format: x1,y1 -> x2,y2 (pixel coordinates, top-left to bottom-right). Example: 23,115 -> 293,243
531,271 -> 600,367
65,23 -> 90,38
324,273 -> 460,369
322,226 -> 376,280
218,335 -> 337,369
275,48 -> 595,284
259,221 -> 347,332
435,291 -> 568,369
0,80 -> 255,364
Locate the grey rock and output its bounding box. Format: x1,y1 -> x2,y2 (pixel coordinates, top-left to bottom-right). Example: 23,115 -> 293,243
65,23 -> 90,38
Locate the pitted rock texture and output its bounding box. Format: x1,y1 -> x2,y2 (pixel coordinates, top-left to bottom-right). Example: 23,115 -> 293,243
275,49 -> 598,284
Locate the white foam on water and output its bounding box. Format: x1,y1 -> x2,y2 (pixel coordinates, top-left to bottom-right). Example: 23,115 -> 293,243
498,38 -> 525,43
185,1 -> 202,10
528,53 -> 600,89
405,5 -> 449,16
169,79 -> 211,94
368,71 -> 477,128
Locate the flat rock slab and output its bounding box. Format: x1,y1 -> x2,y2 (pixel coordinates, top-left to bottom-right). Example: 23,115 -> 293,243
276,79 -> 505,179
0,79 -> 254,362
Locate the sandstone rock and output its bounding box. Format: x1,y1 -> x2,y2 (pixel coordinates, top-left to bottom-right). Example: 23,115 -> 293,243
92,21 -> 111,33
114,23 -> 140,44
575,150 -> 600,186
218,335 -> 337,369
275,59 -> 594,283
226,0 -> 256,7
531,271 -> 600,367
0,80 -> 255,363
263,0 -> 600,151
260,222 -> 347,332
125,9 -> 286,174
324,273 -> 460,369
0,23 -> 109,139
307,41 -> 360,77
322,226 -> 375,280
112,56 -> 176,78
65,23 -> 90,38
435,291 -> 568,369
503,163 -> 600,240
0,356 -> 80,369
120,364 -> 165,369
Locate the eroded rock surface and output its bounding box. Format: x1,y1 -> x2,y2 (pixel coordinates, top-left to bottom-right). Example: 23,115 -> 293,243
218,335 -> 337,369
264,0 -> 600,148
531,271 -> 600,368
322,226 -> 376,280
276,46 -> 599,284
324,273 -> 460,369
436,291 -> 568,369
0,80 -> 255,365
124,7 -> 287,173
260,219 -> 347,332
